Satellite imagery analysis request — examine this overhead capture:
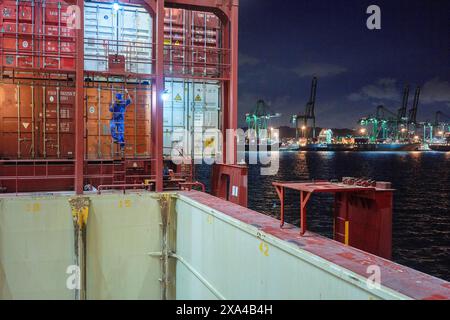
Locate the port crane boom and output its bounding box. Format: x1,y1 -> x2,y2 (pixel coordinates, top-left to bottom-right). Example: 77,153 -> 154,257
292,77 -> 318,139
408,87 -> 421,124
397,85 -> 410,121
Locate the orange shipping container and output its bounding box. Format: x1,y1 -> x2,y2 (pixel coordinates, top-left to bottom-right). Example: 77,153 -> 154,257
84,83 -> 152,160
0,83 -> 76,159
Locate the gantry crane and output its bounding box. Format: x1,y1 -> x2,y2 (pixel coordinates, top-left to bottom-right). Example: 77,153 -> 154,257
359,105 -> 398,142
396,85 -> 410,139
245,100 -> 281,140
359,85 -> 422,142
292,77 -> 318,139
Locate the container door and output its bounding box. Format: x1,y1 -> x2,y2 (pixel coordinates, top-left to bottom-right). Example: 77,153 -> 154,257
0,84 -> 34,158
163,80 -> 188,157
42,1 -> 76,70
0,1 -> 36,69
118,6 -> 153,74
127,86 -> 151,157
84,3 -> 118,72
85,85 -> 114,159
190,82 -> 221,160
191,11 -> 220,77
164,8 -> 187,75
42,87 -> 75,159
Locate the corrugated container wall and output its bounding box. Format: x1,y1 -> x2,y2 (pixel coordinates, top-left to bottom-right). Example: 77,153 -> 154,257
84,2 -> 153,74
164,8 -> 221,77
85,83 -> 151,159
0,83 -> 76,159
0,0 -> 76,70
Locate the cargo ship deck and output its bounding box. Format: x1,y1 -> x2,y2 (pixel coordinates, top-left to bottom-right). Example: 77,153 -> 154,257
1,190 -> 449,300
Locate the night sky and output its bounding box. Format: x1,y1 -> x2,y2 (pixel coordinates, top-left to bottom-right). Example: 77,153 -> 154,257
238,0 -> 450,129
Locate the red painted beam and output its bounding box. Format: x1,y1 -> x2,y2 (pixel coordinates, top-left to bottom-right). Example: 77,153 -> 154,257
151,0 -> 165,192
75,0 -> 85,194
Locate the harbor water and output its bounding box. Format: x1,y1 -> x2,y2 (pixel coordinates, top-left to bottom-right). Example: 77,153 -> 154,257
197,151 -> 450,281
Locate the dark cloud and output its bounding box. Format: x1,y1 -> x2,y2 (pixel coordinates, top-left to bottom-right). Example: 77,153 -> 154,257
239,53 -> 261,67
294,63 -> 348,78
348,78 -> 400,102
421,78 -> 450,104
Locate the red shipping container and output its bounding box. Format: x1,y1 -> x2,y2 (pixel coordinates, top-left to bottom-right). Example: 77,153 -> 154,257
44,39 -> 75,53
44,25 -> 76,38
44,2 -> 73,25
42,56 -> 75,70
2,55 -> 34,68
0,2 -> 33,21
0,3 -> 17,21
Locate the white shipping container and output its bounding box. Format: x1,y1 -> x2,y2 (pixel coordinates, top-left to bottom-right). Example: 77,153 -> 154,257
84,2 -> 152,74
163,80 -> 221,157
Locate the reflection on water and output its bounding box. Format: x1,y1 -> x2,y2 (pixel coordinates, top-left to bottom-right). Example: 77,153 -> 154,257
196,151 -> 450,281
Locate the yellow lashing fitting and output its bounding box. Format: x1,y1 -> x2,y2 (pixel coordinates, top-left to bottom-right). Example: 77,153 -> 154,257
69,197 -> 90,229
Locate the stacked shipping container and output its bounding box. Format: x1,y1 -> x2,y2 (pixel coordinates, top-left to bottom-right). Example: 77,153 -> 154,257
164,8 -> 221,77
0,83 -> 76,159
84,2 -> 153,74
85,82 -> 151,159
0,0 -> 76,70
0,0 -> 227,193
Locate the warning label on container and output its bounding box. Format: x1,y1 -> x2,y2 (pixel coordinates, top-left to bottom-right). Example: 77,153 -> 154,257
174,94 -> 182,102
22,122 -> 30,129
195,94 -> 202,102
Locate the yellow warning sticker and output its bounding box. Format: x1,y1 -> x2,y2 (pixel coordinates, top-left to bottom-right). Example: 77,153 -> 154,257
164,39 -> 172,45
175,40 -> 180,46
195,94 -> 202,102
259,242 -> 269,257
174,94 -> 182,102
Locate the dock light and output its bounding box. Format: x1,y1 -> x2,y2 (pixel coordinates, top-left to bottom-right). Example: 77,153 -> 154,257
438,131 -> 444,136
401,128 -> 407,133
113,2 -> 120,11
301,126 -> 306,130
360,128 -> 367,134
161,89 -> 170,102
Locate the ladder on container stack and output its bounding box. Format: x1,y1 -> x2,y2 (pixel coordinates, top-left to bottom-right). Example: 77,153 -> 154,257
112,142 -> 126,185
112,160 -> 127,185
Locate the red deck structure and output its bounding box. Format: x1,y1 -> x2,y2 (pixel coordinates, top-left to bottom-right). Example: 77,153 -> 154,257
273,179 -> 394,259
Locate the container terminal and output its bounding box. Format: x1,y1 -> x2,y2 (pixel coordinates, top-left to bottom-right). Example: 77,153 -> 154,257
0,0 -> 449,300
246,78 -> 450,152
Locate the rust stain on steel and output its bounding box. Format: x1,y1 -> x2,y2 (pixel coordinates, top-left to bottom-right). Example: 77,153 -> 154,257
179,190 -> 450,300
